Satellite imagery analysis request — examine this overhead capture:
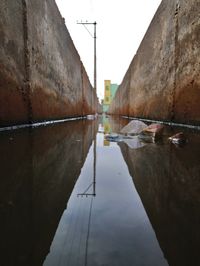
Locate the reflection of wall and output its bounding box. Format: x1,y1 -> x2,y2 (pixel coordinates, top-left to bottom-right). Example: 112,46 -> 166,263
119,133 -> 200,266
107,115 -> 129,134
0,120 -> 97,266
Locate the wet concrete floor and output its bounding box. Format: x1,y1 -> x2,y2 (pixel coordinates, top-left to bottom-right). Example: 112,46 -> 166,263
0,115 -> 200,266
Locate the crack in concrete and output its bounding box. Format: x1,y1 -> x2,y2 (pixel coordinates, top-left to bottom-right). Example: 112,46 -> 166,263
22,0 -> 33,124
171,1 -> 180,121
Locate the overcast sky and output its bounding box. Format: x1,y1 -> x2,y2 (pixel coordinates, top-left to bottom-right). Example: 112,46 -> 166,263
55,0 -> 162,100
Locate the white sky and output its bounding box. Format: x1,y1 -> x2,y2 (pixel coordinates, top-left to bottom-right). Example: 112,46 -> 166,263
55,0 -> 162,100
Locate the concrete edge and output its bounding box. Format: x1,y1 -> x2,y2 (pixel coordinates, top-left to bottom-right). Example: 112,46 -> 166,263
122,116 -> 200,131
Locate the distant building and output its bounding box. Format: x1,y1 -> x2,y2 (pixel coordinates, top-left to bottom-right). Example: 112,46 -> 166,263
102,80 -> 118,113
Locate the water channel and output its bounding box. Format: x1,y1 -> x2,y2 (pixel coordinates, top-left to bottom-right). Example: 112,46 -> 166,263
0,115 -> 200,266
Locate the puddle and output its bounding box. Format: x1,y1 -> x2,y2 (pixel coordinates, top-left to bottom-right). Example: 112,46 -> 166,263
1,115 -> 200,266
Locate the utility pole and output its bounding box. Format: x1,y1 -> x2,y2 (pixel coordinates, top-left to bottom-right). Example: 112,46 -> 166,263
77,21 -> 97,93
93,22 -> 97,93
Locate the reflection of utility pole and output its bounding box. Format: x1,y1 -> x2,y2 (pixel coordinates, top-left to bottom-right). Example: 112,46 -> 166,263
93,137 -> 96,197
77,21 -> 97,112
77,134 -> 96,197
77,125 -> 97,266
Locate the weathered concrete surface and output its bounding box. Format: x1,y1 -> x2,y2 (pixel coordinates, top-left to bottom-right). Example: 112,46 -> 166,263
109,0 -> 200,125
109,68 -> 131,116
0,0 -> 100,127
0,119 -> 97,265
0,0 -> 29,124
119,130 -> 200,265
81,65 -> 101,115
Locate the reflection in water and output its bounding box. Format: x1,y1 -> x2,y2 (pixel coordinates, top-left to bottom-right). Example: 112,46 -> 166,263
1,115 -> 199,266
102,115 -> 111,146
117,119 -> 200,266
0,120 -> 96,266
44,116 -> 168,266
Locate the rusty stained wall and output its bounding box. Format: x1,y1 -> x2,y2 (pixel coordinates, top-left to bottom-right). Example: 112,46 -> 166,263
108,0 -> 200,125
0,0 -> 28,124
81,64 -> 102,115
0,0 -> 100,127
109,67 -> 131,116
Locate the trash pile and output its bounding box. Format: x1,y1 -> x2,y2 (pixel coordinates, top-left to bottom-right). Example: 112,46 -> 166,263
105,120 -> 187,149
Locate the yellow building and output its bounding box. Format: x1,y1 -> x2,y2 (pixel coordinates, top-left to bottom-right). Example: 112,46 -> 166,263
104,80 -> 111,105
103,116 -> 111,146
103,80 -> 118,112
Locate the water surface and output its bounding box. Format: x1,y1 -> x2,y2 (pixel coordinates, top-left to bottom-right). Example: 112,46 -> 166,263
1,116 -> 200,266
44,116 -> 168,266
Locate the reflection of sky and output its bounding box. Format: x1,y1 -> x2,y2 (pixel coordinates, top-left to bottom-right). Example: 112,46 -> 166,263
44,131 -> 168,266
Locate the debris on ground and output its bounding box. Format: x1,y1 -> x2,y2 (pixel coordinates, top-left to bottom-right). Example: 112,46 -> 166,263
123,136 -> 147,149
138,132 -> 156,143
105,121 -> 188,149
145,123 -> 164,133
120,120 -> 147,135
105,123 -> 165,147
105,133 -> 121,142
141,123 -> 164,137
168,132 -> 187,145
105,133 -> 146,149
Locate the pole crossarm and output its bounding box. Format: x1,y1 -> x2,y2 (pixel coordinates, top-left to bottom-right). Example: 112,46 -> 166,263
77,22 -> 96,25
77,22 -> 97,38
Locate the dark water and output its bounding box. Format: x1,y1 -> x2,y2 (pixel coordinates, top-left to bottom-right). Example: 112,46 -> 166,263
0,116 -> 200,266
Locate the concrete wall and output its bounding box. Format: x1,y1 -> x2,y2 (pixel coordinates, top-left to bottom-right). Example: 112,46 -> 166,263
0,0 -> 100,127
109,68 -> 131,116
109,0 -> 200,125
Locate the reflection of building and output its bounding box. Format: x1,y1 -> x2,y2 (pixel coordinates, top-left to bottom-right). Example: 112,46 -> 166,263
102,80 -> 118,113
102,114 -> 111,146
